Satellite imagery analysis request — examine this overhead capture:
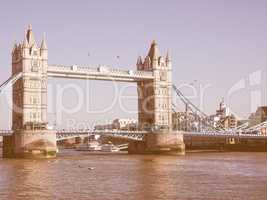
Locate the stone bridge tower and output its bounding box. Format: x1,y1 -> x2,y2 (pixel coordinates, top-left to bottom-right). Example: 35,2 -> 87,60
3,26 -> 57,158
130,41 -> 184,155
12,25 -> 48,129
128,41 -> 185,155
137,41 -> 172,130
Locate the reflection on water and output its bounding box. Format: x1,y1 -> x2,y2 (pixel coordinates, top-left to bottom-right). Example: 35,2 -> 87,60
1,149 -> 267,200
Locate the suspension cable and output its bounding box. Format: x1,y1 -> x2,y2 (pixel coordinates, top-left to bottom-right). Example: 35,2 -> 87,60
0,72 -> 22,93
172,84 -> 225,131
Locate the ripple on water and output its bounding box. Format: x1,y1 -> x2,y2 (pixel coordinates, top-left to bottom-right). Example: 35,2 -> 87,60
0,150 -> 267,200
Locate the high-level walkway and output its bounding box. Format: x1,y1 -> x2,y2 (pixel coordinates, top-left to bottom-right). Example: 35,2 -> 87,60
47,65 -> 154,82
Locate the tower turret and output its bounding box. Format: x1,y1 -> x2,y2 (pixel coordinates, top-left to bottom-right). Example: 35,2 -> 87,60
147,40 -> 159,68
143,56 -> 151,70
40,33 -> 48,60
26,24 -> 36,47
22,36 -> 29,48
21,33 -> 30,58
166,50 -> 172,69
136,56 -> 143,70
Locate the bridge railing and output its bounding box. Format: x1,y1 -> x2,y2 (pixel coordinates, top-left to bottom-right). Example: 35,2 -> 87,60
0,130 -> 13,136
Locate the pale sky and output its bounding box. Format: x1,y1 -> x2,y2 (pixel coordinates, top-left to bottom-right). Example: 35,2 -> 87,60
0,0 -> 267,129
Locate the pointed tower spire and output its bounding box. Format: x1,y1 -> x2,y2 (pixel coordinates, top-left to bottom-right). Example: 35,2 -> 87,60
22,30 -> 29,48
40,33 -> 48,49
12,43 -> 17,54
166,49 -> 171,62
26,24 -> 36,46
137,56 -> 142,65
136,56 -> 143,70
148,40 -> 159,61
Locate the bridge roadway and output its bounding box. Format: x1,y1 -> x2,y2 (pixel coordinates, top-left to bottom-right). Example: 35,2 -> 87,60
0,130 -> 147,141
1,130 -> 267,141
56,130 -> 147,141
47,65 -> 154,82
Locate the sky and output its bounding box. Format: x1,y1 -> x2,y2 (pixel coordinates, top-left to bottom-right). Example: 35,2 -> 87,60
0,0 -> 267,129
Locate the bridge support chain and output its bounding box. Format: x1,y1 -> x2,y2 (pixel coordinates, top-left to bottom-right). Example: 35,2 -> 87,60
128,130 -> 185,155
3,130 -> 58,158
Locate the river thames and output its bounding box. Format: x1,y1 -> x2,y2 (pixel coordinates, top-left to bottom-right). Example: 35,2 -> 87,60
1,150 -> 267,200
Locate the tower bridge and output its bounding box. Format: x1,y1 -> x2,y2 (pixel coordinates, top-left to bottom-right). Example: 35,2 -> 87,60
2,26 -> 266,158
2,25 -> 184,158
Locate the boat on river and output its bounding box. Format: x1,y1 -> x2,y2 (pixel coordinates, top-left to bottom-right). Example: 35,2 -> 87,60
76,141 -> 102,151
101,144 -> 120,152
76,141 -> 125,152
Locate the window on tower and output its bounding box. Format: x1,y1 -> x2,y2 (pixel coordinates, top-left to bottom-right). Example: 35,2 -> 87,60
160,71 -> 167,81
32,59 -> 39,72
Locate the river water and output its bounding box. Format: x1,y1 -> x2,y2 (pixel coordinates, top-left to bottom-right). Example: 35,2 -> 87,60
0,150 -> 267,200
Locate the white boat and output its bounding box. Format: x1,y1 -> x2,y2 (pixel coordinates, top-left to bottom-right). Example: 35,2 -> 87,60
76,141 -> 102,151
101,144 -> 120,152
76,140 -> 123,153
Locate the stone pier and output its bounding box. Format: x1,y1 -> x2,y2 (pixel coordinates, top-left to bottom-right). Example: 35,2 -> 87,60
3,130 -> 57,158
128,130 -> 185,155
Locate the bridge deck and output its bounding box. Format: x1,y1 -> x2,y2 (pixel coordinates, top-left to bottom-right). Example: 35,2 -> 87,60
2,130 -> 267,141
47,65 -> 154,82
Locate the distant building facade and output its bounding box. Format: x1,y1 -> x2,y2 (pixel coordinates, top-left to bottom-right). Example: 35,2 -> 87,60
172,112 -> 187,131
172,112 -> 202,131
112,118 -> 137,130
220,114 -> 238,129
248,106 -> 267,127
211,98 -> 237,129
172,98 -> 238,131
216,98 -> 230,118
94,118 -> 138,131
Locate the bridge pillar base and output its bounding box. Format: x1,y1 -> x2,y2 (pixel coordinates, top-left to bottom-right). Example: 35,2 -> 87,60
3,130 -> 58,159
128,131 -> 185,155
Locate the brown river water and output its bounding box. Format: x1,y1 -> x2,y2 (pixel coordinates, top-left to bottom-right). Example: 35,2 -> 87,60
0,149 -> 267,200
